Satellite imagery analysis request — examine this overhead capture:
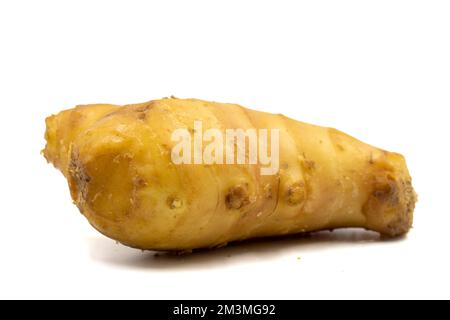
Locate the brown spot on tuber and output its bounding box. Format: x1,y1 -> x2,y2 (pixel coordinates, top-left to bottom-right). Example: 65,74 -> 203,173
134,103 -> 154,120
68,150 -> 91,206
286,182 -> 306,206
300,154 -> 316,171
225,184 -> 250,209
304,160 -> 316,170
133,177 -> 148,188
372,175 -> 399,206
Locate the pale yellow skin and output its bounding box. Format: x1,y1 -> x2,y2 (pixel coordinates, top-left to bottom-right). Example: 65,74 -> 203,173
44,97 -> 416,250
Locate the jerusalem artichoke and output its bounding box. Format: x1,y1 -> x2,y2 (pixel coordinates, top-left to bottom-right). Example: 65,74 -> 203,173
43,97 -> 416,250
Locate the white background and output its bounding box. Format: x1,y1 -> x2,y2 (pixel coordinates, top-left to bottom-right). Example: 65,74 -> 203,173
0,0 -> 449,299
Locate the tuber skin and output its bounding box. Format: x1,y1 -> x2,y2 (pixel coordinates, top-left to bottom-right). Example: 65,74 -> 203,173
43,97 -> 416,250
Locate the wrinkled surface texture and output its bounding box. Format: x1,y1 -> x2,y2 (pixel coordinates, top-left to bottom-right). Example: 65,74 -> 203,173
44,98 -> 416,250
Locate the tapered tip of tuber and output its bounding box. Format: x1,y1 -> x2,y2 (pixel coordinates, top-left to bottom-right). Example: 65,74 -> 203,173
363,153 -> 417,237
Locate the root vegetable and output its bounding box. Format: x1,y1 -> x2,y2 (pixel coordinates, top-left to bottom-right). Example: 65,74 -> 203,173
43,97 -> 416,250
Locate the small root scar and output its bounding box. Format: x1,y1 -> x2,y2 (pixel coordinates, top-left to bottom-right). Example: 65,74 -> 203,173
226,184 -> 250,210
286,182 -> 306,206
133,177 -> 148,188
167,196 -> 183,209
